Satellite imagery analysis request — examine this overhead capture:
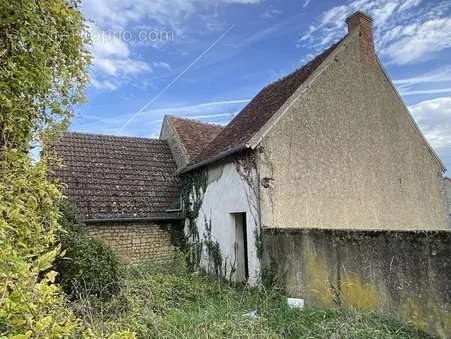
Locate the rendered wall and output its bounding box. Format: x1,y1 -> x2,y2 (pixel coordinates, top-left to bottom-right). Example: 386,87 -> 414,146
189,158 -> 261,285
445,178 -> 451,226
258,31 -> 448,230
262,228 -> 451,338
86,221 -> 178,263
160,117 -> 190,168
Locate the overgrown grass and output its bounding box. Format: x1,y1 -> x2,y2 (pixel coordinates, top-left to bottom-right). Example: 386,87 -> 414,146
72,255 -> 431,338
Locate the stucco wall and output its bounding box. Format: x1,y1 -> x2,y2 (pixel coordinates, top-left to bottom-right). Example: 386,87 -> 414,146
160,118 -> 189,169
190,158 -> 261,285
86,221 -> 178,263
258,32 -> 448,230
445,178 -> 451,226
262,228 -> 451,338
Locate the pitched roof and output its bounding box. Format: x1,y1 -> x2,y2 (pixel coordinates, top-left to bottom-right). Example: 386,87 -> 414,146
166,115 -> 224,160
50,132 -> 182,221
182,39 -> 343,173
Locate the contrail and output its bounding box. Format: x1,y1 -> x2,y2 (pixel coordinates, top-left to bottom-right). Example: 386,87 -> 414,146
117,25 -> 235,133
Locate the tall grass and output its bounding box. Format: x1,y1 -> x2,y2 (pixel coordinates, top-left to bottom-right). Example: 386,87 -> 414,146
72,255 -> 431,338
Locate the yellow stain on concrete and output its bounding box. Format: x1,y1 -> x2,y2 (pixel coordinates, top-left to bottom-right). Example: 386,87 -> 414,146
303,252 -> 451,338
340,271 -> 378,311
305,253 -> 335,307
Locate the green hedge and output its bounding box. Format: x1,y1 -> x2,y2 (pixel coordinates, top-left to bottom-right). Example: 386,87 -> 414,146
55,203 -> 121,300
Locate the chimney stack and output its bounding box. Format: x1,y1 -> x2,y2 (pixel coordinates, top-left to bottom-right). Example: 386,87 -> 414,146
346,11 -> 376,65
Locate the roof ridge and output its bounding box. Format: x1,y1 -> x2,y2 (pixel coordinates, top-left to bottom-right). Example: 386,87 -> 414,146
259,47 -> 337,92
166,115 -> 225,128
183,37 -> 344,173
64,131 -> 163,142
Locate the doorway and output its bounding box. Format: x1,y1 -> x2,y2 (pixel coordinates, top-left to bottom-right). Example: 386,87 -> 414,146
233,213 -> 249,282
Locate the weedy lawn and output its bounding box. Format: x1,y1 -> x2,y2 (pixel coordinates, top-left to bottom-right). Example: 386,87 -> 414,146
73,257 -> 431,339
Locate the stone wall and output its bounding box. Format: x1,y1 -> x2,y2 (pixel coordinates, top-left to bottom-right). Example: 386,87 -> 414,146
86,221 -> 180,263
262,228 -> 451,338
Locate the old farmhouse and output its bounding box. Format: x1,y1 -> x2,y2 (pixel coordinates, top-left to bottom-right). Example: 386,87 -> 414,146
52,10 -> 450,271
52,12 -> 451,336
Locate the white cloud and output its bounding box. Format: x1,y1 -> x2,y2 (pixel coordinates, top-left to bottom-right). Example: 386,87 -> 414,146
394,66 -> 451,96
382,18 -> 451,64
152,62 -> 172,71
83,0 -> 262,91
87,23 -> 152,90
300,0 -> 451,65
141,99 -> 250,119
90,78 -> 119,91
82,0 -> 261,31
409,97 -> 451,149
395,66 -> 451,87
401,88 -> 451,96
75,98 -> 247,138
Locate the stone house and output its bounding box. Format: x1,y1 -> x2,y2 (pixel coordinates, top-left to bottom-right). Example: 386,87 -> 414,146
51,133 -> 184,263
53,12 -> 449,281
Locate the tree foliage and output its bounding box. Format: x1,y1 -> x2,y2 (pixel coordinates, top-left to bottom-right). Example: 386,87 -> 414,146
0,0 -> 90,337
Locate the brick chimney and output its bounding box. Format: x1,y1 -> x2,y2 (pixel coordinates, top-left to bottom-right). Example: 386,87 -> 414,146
346,11 -> 376,65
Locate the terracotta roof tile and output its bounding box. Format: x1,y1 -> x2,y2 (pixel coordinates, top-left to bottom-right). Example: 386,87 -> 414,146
186,39 -> 343,171
167,116 -> 224,161
50,132 -> 181,221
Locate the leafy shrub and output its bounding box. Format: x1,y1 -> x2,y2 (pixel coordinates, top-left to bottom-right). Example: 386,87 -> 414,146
55,203 -> 121,300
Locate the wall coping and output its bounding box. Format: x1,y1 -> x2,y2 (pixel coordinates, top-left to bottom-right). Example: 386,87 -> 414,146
262,226 -> 451,238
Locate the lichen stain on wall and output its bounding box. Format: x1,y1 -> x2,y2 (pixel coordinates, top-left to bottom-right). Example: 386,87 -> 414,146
340,271 -> 378,311
304,252 -> 335,307
304,251 -> 378,310
263,229 -> 451,338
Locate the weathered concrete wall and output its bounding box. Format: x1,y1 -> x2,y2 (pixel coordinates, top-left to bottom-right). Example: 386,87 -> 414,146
189,158 -> 261,285
257,31 -> 448,230
86,221 -> 179,263
445,178 -> 451,227
262,228 -> 451,338
160,117 -> 189,169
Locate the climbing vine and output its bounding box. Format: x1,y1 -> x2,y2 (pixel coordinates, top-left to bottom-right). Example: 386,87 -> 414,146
203,216 -> 223,277
180,170 -> 208,269
234,151 -> 263,263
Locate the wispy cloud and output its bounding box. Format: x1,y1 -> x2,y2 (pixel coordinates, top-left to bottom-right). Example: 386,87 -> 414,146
143,99 -> 250,116
75,98 -> 248,137
394,66 -> 451,96
82,0 -> 262,31
299,0 -> 451,65
400,88 -> 451,96
409,96 -> 451,150
395,66 -> 451,86
118,25 -> 236,133
83,0 -> 262,91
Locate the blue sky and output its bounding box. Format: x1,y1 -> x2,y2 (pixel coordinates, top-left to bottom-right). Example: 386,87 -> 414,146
76,0 -> 451,172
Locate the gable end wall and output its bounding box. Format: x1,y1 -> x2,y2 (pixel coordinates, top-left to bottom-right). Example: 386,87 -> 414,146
257,32 -> 448,230
160,118 -> 190,169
